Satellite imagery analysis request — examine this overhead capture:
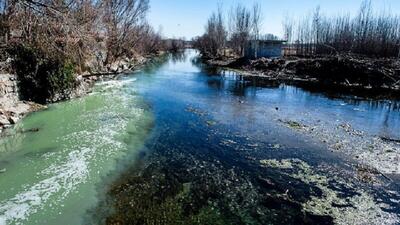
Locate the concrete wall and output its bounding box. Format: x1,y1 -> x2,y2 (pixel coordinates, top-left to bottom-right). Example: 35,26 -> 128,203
245,41 -> 283,59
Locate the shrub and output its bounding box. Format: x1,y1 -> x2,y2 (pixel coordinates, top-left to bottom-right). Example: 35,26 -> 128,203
7,44 -> 76,103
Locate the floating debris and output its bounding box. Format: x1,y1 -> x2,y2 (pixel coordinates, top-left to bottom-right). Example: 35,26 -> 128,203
380,136 -> 400,144
356,164 -> 380,184
260,159 -> 294,169
206,120 -> 216,126
338,123 -> 363,136
272,144 -> 281,149
221,139 -> 237,145
247,143 -> 259,147
185,106 -> 206,116
278,119 -> 307,130
276,115 -> 400,174
20,128 -> 40,133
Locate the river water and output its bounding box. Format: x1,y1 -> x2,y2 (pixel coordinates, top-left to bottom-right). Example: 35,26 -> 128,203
0,50 -> 399,225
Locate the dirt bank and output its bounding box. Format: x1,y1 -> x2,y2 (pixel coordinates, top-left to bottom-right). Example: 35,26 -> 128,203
206,55 -> 400,98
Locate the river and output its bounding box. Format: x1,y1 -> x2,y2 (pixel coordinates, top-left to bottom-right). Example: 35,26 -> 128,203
0,50 -> 399,225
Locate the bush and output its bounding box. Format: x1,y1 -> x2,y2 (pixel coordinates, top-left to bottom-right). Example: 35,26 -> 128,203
7,44 -> 76,103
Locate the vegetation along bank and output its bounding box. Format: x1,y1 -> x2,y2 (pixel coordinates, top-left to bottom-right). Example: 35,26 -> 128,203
0,0 -> 171,132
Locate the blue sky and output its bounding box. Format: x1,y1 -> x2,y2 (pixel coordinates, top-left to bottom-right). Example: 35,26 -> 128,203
148,0 -> 400,39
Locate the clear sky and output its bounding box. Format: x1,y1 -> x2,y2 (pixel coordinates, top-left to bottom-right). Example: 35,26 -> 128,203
148,0 -> 400,39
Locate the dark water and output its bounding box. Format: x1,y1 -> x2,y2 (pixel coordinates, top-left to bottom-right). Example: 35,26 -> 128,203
92,50 -> 399,225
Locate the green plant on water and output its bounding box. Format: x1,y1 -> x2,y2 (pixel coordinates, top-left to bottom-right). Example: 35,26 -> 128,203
285,120 -> 303,129
7,44 -> 76,103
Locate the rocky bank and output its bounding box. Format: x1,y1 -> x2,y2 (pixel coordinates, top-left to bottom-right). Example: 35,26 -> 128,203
0,54 -> 157,133
0,73 -> 45,131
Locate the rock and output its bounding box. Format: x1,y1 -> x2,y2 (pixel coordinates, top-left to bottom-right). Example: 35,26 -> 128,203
109,63 -> 119,72
28,102 -> 46,112
8,116 -> 19,124
120,61 -> 130,71
0,115 -> 10,126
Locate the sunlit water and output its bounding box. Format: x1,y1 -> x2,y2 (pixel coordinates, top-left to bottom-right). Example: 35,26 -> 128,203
0,50 -> 399,225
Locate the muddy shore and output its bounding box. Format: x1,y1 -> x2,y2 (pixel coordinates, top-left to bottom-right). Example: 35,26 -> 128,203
205,55 -> 400,99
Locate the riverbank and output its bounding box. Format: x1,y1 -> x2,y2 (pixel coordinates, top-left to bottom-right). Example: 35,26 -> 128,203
0,53 -> 162,133
0,73 -> 46,131
205,55 -> 400,99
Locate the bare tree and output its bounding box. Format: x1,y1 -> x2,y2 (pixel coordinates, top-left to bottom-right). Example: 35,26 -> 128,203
228,4 -> 251,56
195,2 -> 267,58
250,2 -> 262,58
138,24 -> 163,54
0,0 -> 165,79
102,0 -> 149,65
194,5 -> 227,57
284,0 -> 400,57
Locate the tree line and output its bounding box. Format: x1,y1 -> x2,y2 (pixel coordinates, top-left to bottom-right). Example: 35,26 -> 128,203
284,0 -> 400,58
195,0 -> 400,59
0,0 -> 165,102
193,3 -> 263,58
0,0 -> 165,70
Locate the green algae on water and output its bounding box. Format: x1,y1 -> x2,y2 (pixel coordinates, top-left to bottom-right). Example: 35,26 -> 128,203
259,158 -> 399,225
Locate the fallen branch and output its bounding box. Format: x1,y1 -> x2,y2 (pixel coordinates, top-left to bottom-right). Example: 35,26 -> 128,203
81,71 -> 118,77
380,136 -> 400,144
82,68 -> 138,78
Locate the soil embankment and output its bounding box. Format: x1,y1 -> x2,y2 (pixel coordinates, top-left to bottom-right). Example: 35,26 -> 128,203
206,55 -> 400,98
